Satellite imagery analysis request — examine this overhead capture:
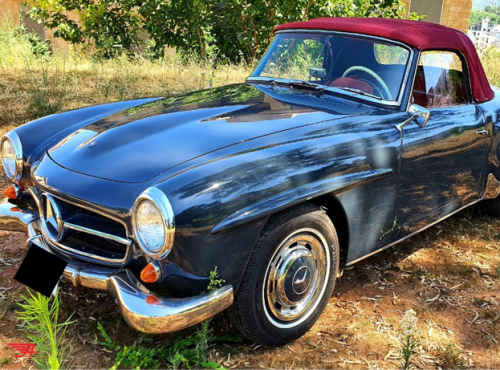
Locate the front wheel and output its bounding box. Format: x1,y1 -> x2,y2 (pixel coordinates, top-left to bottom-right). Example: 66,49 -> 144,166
228,203 -> 339,346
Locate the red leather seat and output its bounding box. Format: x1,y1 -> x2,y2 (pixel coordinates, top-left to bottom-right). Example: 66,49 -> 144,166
412,67 -> 429,107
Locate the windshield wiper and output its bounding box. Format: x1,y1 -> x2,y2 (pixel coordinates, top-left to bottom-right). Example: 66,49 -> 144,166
249,77 -> 385,101
337,87 -> 383,101
270,79 -> 325,94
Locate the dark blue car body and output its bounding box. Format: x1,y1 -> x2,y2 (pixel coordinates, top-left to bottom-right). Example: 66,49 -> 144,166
11,76 -> 500,297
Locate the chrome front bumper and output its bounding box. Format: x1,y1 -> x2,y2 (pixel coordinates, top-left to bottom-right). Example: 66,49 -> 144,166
0,199 -> 234,334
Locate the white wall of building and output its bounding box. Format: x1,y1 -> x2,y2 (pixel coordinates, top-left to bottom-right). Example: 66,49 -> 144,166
468,18 -> 500,53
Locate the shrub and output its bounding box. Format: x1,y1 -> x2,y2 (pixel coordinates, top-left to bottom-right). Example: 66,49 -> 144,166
482,48 -> 500,87
26,0 -> 426,63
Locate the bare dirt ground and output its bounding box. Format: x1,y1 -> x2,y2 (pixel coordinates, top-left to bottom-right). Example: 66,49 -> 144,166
0,173 -> 499,369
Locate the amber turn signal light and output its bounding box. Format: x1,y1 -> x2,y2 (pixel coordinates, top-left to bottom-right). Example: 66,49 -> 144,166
4,186 -> 17,199
140,262 -> 161,283
145,294 -> 161,305
4,182 -> 23,199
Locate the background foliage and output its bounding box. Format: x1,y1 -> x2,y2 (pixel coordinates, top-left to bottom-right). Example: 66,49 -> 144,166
27,0 -> 424,62
471,4 -> 500,26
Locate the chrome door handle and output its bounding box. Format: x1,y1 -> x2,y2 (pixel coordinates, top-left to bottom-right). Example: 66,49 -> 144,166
475,129 -> 489,136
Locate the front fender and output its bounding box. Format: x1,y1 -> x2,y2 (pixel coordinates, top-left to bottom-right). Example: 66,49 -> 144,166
156,115 -> 399,291
212,168 -> 392,233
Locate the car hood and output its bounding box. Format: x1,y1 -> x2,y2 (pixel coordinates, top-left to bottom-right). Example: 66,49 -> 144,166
48,83 -> 371,183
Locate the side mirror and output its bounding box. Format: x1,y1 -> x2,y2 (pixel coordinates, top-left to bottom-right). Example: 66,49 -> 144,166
407,104 -> 430,128
397,104 -> 431,132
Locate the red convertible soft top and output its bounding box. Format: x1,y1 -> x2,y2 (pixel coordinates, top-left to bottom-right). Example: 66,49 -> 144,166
275,18 -> 494,103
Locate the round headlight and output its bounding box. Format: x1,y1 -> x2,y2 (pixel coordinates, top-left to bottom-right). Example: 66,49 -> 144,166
1,132 -> 22,180
133,188 -> 175,258
135,201 -> 165,254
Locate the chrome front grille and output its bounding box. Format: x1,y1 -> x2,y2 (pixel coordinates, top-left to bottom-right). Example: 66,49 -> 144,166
30,188 -> 131,264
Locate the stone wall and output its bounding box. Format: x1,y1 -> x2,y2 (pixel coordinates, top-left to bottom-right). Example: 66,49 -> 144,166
441,0 -> 474,32
0,0 -> 77,50
0,0 -> 22,23
403,0 -> 473,32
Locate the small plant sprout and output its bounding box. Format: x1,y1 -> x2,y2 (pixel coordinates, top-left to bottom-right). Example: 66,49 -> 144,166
16,289 -> 74,370
398,309 -> 421,370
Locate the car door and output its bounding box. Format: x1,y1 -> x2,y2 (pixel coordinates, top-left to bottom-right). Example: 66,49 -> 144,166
396,51 -> 488,232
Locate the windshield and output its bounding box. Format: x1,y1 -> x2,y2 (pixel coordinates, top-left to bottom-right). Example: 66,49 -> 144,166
251,32 -> 411,102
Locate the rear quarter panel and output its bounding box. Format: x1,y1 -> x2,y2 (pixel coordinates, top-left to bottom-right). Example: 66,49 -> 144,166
480,87 -> 500,181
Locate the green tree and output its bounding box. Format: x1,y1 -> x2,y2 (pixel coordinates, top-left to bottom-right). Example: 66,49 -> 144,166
139,0 -> 424,62
26,0 -> 425,62
471,10 -> 500,25
27,0 -> 142,58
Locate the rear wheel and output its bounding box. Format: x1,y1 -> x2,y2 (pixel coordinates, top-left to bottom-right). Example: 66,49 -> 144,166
228,203 -> 339,346
479,198 -> 500,217
478,174 -> 500,216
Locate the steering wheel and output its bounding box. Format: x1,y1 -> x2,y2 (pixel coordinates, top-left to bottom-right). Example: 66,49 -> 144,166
342,66 -> 392,101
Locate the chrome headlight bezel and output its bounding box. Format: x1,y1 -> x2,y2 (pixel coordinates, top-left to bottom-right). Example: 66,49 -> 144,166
1,131 -> 23,181
132,187 -> 175,259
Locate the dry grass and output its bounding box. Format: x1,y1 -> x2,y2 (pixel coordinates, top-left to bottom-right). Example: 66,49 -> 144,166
0,20 -> 251,128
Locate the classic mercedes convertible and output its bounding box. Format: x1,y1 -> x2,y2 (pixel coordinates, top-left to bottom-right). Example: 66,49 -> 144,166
1,17 -> 499,346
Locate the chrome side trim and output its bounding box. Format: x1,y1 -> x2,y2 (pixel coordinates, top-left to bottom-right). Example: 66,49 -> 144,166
64,222 -> 132,246
212,168 -> 393,233
345,198 -> 483,266
482,173 -> 500,200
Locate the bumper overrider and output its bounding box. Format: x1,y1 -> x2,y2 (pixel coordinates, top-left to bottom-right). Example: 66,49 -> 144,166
0,198 -> 234,334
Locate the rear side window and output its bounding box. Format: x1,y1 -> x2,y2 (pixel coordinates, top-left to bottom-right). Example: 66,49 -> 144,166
411,51 -> 469,108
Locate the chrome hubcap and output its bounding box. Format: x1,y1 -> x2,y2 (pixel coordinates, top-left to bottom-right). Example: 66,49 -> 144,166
263,228 -> 330,328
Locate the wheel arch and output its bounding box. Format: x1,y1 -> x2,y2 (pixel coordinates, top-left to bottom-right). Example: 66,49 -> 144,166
308,193 -> 350,267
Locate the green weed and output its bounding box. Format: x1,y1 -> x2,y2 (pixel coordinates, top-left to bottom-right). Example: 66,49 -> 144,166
435,343 -> 468,370
96,321 -> 120,352
16,289 -> 74,370
1,357 -> 13,366
111,342 -> 163,370
96,267 -> 241,370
